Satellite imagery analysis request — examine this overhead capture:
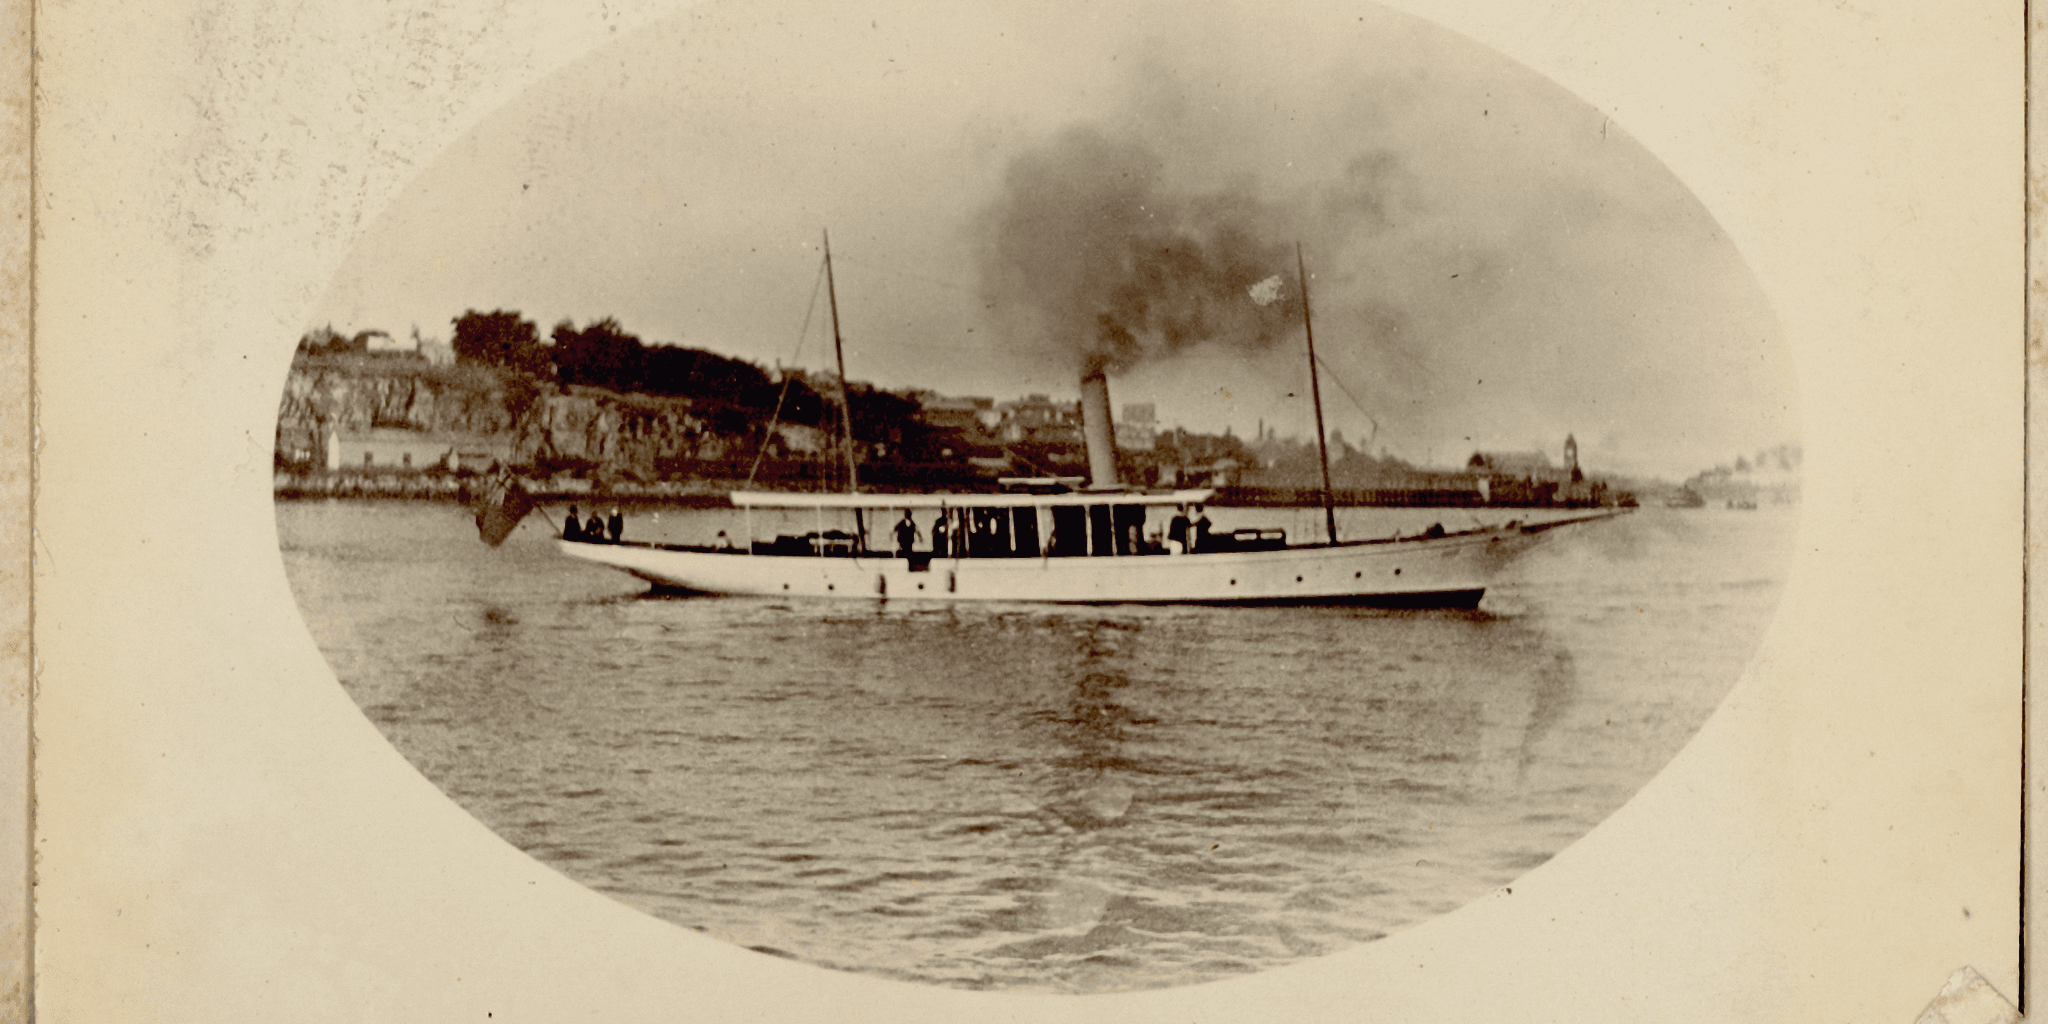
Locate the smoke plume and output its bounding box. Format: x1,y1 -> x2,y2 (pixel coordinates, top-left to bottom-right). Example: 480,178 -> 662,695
977,125 -> 1314,376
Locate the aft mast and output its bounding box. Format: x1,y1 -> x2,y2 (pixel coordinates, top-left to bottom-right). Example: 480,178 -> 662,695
823,230 -> 860,494
823,230 -> 867,548
1297,243 -> 1339,545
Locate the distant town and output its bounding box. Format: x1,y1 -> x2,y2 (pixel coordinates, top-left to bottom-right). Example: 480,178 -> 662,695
275,312 -> 1798,508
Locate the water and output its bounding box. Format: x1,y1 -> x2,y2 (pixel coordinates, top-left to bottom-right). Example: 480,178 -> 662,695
277,499 -> 1795,992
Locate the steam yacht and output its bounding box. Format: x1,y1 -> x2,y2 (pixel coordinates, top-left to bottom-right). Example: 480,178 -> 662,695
536,239 -> 1623,607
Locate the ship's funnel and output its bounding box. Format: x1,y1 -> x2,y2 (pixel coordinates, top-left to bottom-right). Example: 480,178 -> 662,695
1079,370 -> 1120,489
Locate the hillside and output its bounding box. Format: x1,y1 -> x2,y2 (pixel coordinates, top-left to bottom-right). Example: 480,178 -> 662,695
277,355 -> 868,491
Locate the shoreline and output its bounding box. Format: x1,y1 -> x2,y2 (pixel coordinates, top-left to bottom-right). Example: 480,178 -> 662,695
272,472 -> 1623,510
275,472 -> 747,506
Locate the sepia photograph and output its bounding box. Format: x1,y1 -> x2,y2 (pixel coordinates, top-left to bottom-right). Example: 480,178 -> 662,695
28,0 -> 2020,1019
273,0 -> 1797,993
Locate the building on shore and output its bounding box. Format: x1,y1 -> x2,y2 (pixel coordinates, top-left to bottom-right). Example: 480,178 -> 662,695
1466,435 -> 1602,505
1466,449 -> 1555,479
280,427 -> 513,474
1115,403 -> 1157,451
417,337 -> 456,367
994,394 -> 1083,445
361,330 -> 406,355
911,392 -> 998,435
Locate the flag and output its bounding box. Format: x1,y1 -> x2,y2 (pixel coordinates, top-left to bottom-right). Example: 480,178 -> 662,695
1247,275 -> 1284,307
473,471 -> 536,546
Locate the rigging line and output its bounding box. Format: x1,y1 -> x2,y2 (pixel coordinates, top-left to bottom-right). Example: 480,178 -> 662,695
1312,352 -> 1379,439
746,256 -> 829,487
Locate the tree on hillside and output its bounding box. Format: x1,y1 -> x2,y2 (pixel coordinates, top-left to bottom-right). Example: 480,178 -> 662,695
848,386 -> 923,451
1328,429 -> 1358,461
750,369 -> 829,429
452,310 -> 550,377
1155,428 -> 1254,468
551,317 -> 647,393
641,345 -> 774,405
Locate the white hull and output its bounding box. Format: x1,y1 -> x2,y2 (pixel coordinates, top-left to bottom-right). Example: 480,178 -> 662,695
557,515 -> 1615,607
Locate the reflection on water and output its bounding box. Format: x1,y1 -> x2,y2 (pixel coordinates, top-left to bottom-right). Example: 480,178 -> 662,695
279,501 -> 1792,992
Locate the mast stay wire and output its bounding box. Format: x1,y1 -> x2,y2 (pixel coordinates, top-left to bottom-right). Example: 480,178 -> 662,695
745,255 -> 829,488
533,504 -> 560,534
1312,352 -> 1379,452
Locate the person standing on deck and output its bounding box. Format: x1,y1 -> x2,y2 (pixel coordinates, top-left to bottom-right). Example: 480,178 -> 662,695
563,506 -> 585,542
1121,507 -> 1145,556
894,511 -> 920,558
1167,504 -> 1191,555
930,511 -> 950,558
1191,505 -> 1212,553
607,507 -> 624,543
586,509 -> 606,543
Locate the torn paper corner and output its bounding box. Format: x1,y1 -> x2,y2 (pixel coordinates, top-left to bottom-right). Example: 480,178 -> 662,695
1915,967 -> 2021,1024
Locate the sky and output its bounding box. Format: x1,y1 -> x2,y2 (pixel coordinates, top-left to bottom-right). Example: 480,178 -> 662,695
311,0 -> 1799,480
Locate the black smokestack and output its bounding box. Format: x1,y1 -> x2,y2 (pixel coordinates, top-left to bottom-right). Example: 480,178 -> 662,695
978,125 -> 1306,376
1078,369 -> 1119,489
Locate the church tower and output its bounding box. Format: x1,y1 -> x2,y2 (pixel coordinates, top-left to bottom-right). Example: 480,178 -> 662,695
1564,434 -> 1582,483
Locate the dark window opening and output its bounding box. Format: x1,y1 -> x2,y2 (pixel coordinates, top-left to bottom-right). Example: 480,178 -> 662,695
1048,506 -> 1087,557
1112,504 -> 1146,555
1011,507 -> 1040,557
1089,505 -> 1115,556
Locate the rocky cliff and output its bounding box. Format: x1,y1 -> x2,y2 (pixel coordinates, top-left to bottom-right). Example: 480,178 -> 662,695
277,357 -> 828,480
279,358 -> 520,435
511,391 -> 728,476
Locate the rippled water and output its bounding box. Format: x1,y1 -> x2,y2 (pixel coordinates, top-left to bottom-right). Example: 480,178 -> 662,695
278,500 -> 1795,992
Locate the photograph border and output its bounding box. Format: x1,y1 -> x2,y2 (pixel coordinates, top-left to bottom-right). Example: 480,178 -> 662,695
25,0 -> 2028,1020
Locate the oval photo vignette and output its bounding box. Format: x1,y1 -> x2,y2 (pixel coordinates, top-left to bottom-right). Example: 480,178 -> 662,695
274,0 -> 1800,994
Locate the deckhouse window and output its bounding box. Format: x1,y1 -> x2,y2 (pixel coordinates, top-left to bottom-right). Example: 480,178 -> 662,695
1113,504 -> 1146,556
1010,506 -> 1040,557
1047,506 -> 1087,557
967,507 -> 1015,557
1088,505 -> 1115,556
